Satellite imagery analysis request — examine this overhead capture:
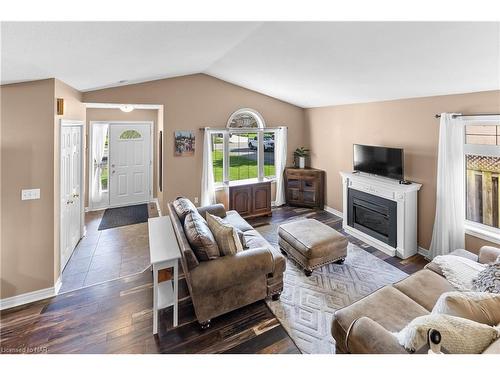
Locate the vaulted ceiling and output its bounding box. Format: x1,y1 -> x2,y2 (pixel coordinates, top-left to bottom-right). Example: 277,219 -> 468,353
2,22 -> 499,107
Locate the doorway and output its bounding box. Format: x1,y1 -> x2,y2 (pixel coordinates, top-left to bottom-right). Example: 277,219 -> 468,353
60,120 -> 84,272
89,121 -> 153,210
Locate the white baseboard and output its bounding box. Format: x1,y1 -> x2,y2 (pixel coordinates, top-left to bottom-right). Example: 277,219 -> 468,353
0,283 -> 58,311
418,246 -> 430,259
153,198 -> 162,216
324,205 -> 343,218
54,276 -> 62,295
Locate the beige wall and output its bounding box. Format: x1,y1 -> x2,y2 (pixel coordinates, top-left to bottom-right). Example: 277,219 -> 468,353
305,90 -> 500,253
0,79 -> 85,299
84,108 -> 159,208
1,79 -> 56,299
82,74 -> 306,206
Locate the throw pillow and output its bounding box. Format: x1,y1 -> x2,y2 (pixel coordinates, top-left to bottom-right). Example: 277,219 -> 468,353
473,260 -> 500,294
173,197 -> 197,221
184,212 -> 220,261
393,314 -> 500,354
206,213 -> 243,256
432,291 -> 500,326
432,255 -> 486,291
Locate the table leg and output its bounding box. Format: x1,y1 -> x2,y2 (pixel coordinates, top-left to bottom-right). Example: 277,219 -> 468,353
173,260 -> 178,327
153,265 -> 158,335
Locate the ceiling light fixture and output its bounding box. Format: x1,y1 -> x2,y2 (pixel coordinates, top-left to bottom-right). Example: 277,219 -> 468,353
120,104 -> 134,113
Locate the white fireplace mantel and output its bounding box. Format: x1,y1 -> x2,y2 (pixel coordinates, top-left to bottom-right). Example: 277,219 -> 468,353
340,171 -> 422,259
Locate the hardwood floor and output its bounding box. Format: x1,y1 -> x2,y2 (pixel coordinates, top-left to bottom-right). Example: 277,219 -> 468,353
0,206 -> 426,354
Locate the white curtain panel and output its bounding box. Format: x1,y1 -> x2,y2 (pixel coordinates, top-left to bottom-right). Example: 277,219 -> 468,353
201,130 -> 216,206
274,127 -> 288,206
91,123 -> 109,203
429,113 -> 465,259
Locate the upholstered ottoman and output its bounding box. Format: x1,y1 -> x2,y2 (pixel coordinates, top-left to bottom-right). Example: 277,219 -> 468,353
278,219 -> 348,276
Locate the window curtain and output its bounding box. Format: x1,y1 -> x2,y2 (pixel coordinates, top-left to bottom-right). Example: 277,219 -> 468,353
92,123 -> 108,203
201,130 -> 216,206
429,113 -> 465,259
274,127 -> 288,206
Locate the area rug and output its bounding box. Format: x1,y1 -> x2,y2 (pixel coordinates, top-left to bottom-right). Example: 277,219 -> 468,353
258,222 -> 408,354
98,203 -> 149,230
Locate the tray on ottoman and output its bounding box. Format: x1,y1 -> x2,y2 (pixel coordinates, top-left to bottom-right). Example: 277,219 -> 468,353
278,218 -> 348,276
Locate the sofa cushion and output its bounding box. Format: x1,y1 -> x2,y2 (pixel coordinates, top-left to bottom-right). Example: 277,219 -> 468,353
393,314 -> 500,354
184,212 -> 220,261
334,285 -> 429,339
173,197 -> 197,221
206,213 -> 243,256
432,291 -> 500,326
243,229 -> 286,275
224,210 -> 254,232
393,269 -> 456,311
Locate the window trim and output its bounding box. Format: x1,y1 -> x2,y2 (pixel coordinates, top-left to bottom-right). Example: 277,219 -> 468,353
463,115 -> 500,242
211,128 -> 278,186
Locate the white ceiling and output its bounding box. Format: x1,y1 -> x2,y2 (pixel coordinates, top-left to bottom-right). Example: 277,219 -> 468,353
2,22 -> 499,108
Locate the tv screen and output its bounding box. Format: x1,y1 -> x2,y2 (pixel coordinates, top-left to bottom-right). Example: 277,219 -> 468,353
353,144 -> 404,181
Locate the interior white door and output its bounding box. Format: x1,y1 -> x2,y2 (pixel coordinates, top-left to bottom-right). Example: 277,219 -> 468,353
61,125 -> 82,271
109,123 -> 151,207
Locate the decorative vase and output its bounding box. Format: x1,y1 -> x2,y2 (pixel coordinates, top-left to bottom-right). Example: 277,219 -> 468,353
299,156 -> 306,169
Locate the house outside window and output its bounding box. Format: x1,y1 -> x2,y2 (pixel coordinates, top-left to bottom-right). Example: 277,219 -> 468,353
463,116 -> 500,243
211,108 -> 276,184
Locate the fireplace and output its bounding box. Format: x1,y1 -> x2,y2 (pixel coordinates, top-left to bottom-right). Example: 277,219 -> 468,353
347,188 -> 397,248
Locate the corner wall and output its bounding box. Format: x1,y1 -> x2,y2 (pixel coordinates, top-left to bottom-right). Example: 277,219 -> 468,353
305,90 -> 500,253
1,79 -> 56,299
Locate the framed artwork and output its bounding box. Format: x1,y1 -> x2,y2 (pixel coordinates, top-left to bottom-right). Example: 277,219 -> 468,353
174,130 -> 195,156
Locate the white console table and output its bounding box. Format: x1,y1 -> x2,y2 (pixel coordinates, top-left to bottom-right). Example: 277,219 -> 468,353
340,171 -> 422,259
148,216 -> 181,335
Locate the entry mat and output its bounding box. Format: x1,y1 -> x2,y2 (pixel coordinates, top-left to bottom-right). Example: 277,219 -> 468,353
98,203 -> 149,231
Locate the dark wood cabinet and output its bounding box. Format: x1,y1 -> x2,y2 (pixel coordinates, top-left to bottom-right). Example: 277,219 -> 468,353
285,168 -> 325,209
226,181 -> 272,219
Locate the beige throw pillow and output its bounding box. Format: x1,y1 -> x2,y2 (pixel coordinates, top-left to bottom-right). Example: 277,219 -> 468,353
393,314 -> 500,354
173,197 -> 197,221
184,212 -> 220,261
206,213 -> 243,256
432,292 -> 500,326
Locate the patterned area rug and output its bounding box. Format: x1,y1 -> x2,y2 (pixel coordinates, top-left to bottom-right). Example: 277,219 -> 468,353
257,222 -> 408,354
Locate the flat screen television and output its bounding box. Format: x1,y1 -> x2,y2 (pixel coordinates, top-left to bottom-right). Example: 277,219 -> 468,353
353,144 -> 404,181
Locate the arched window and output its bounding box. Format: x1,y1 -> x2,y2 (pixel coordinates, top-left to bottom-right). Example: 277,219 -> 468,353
210,108 -> 275,184
119,129 -> 142,140
226,108 -> 266,129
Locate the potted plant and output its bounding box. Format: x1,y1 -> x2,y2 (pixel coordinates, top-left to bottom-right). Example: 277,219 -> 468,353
294,147 -> 310,169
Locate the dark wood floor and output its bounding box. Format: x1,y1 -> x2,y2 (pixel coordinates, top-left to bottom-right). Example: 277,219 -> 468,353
0,206 -> 427,354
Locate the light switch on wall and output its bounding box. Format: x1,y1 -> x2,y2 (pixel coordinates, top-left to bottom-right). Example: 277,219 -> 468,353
21,188 -> 41,200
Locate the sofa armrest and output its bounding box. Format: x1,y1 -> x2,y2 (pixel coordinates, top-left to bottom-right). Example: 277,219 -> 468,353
346,317 -> 408,354
190,247 -> 274,294
197,203 -> 227,220
479,246 -> 500,264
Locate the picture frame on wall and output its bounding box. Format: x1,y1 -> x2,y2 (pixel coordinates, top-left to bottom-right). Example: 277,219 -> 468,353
174,130 -> 195,156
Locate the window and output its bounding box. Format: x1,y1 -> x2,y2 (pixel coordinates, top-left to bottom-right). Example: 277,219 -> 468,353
101,133 -> 109,191
464,119 -> 500,236
211,109 -> 277,184
119,129 -> 142,139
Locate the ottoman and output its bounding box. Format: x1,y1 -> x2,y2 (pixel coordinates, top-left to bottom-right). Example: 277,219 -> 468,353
278,218 -> 348,276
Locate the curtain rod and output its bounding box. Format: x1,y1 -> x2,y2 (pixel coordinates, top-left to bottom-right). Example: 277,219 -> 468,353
434,113 -> 500,119
199,126 -> 287,131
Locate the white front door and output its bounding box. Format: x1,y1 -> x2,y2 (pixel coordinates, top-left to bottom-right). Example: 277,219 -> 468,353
109,123 -> 151,207
61,125 -> 82,271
